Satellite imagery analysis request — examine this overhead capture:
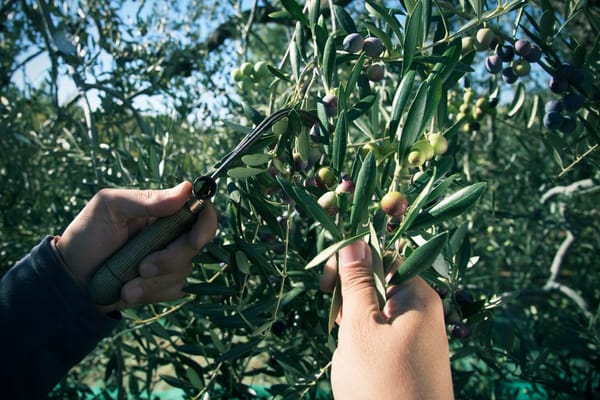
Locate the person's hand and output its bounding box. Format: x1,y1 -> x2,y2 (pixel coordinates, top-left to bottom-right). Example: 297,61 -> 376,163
320,241 -> 454,400
55,181 -> 218,312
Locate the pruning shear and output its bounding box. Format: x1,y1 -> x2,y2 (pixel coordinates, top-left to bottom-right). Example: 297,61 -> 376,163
89,108 -> 318,305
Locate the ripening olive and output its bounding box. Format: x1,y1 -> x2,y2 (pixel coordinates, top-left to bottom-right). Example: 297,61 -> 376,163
318,191 -> 339,215
381,191 -> 409,217
322,94 -> 338,117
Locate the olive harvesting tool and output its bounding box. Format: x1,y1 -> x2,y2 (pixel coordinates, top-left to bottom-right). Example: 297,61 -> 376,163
89,108 -> 318,305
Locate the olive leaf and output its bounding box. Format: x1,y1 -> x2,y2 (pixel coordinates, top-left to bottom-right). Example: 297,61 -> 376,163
389,231 -> 448,284
403,0 -> 423,75
389,70 -> 416,140
305,233 -> 368,270
410,182 -> 487,230
349,152 -> 377,234
281,0 -> 309,26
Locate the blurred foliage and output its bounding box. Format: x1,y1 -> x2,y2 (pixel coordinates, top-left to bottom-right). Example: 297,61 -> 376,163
1,0 -> 599,398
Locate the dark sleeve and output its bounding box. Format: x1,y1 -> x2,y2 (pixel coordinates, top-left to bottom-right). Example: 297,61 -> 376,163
0,237 -> 121,399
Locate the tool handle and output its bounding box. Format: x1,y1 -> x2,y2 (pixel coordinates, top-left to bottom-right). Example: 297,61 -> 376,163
88,198 -> 205,305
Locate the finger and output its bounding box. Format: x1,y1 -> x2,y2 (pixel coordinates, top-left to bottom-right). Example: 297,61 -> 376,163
320,255 -> 338,293
97,181 -> 192,222
121,274 -> 187,306
337,241 -> 380,326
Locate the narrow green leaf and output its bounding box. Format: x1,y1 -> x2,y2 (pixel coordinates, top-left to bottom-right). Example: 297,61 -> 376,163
310,0 -> 321,27
346,53 -> 366,96
507,82 -> 526,118
527,95 -> 540,129
305,233 -> 368,269
365,0 -> 403,42
332,109 -> 348,173
411,182 -> 487,229
368,223 -> 386,308
389,231 -> 448,284
334,5 -> 357,33
431,37 -> 462,84
227,167 -> 266,179
241,154 -> 270,166
422,76 -> 442,132
277,176 -> 342,241
398,79 -> 429,159
389,70 -> 416,140
322,35 -> 337,89
281,0 -> 309,26
403,0 -> 423,75
214,338 -> 262,363
350,152 -> 377,234
348,95 -> 376,121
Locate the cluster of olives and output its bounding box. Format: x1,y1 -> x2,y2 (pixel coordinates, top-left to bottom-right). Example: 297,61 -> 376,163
464,28 -> 542,84
543,63 -> 585,132
231,60 -> 271,91
343,33 -> 386,83
316,170 -> 356,216
406,133 -> 449,168
456,88 -> 499,132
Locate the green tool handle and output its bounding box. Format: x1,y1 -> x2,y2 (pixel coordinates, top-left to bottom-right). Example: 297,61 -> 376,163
88,198 -> 205,305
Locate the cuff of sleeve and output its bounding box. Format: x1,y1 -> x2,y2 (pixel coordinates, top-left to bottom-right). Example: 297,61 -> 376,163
36,236 -> 121,333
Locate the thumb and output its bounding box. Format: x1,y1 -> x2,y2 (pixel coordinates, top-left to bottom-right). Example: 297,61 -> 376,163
338,241 -> 380,325
106,181 -> 192,221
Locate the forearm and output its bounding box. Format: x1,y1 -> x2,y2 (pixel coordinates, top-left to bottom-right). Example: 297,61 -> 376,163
0,237 -> 120,398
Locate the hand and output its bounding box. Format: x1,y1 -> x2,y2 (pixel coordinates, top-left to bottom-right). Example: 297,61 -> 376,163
55,181 -> 218,312
320,241 -> 454,400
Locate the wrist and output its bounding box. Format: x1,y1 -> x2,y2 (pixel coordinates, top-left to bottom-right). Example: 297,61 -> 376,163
52,235 -> 86,291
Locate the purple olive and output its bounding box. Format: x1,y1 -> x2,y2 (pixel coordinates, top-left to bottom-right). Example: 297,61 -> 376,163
322,93 -> 338,117
497,45 -> 515,62
501,67 -> 518,84
514,39 -> 532,57
543,111 -> 564,130
562,93 -> 583,112
484,55 -> 503,74
363,37 -> 384,58
343,33 -> 364,53
524,44 -> 542,62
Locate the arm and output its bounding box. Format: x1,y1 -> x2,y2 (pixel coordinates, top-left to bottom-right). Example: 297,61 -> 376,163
0,182 -> 217,398
322,241 -> 454,400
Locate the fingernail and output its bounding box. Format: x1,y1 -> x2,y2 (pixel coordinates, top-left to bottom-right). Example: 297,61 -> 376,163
339,241 -> 370,267
140,263 -> 158,278
124,285 -> 143,304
